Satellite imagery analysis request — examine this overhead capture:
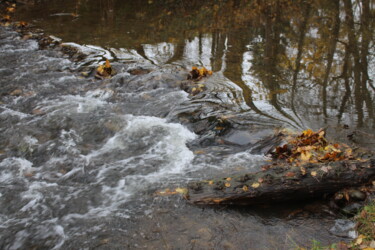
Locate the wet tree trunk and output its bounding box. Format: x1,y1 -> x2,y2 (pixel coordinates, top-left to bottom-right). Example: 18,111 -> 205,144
186,158 -> 375,205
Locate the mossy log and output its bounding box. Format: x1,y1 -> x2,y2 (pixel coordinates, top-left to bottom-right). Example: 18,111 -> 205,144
186,158 -> 375,205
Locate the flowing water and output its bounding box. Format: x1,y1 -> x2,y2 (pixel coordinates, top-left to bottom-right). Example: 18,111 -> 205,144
1,0 -> 374,249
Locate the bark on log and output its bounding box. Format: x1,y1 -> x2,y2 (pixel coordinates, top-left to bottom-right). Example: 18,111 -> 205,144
186,158 -> 375,205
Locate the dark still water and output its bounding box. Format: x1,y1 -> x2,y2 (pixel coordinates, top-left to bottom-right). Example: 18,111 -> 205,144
16,0 -> 375,130
0,0 -> 373,249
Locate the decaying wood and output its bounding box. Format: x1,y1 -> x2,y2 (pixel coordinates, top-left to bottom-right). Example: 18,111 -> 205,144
186,158 -> 375,205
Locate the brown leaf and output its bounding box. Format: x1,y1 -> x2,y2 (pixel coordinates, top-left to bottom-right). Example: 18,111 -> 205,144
10,89 -> 22,96
6,7 -> 15,13
285,172 -> 295,177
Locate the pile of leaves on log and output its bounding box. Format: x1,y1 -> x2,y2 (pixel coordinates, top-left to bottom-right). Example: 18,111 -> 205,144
185,129 -> 375,205
271,129 -> 354,166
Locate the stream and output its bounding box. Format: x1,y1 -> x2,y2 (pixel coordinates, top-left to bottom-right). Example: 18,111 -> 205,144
1,0 -> 374,249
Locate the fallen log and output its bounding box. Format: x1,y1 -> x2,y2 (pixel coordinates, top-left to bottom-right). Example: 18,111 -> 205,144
186,158 -> 375,205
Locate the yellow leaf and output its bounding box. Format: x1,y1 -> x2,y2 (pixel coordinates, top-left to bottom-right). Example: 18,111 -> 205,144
175,188 -> 188,195
97,65 -> 105,74
251,182 -> 260,188
311,171 -> 317,177
302,129 -> 314,137
242,185 -> 248,191
300,151 -> 312,162
225,182 -> 231,188
226,177 -> 232,181
300,167 -> 306,175
355,235 -> 364,245
208,180 -> 214,185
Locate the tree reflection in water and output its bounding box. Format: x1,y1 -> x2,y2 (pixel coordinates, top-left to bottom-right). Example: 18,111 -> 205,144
17,0 -> 375,129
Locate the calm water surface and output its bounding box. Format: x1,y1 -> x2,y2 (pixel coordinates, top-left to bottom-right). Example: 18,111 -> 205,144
0,0 -> 373,249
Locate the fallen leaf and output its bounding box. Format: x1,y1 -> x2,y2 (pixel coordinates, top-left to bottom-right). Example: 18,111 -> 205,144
344,192 -> 350,201
311,171 -> 317,177
175,188 -> 188,195
226,177 -> 232,181
194,150 -> 206,154
6,7 -> 15,13
16,21 -> 28,28
320,166 -> 329,173
302,129 -> 314,137
225,182 -> 231,188
187,66 -> 212,81
32,109 -> 45,115
10,89 -> 22,96
355,235 -> 364,245
300,151 -> 312,162
208,180 -> 214,185
242,185 -> 248,191
1,15 -> 11,22
318,130 -> 325,138
251,182 -> 260,188
300,167 -> 306,175
285,172 -> 295,177
96,59 -> 113,78
100,238 -> 110,244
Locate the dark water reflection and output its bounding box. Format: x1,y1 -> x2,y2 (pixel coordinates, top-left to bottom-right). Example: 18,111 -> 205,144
16,0 -> 375,130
